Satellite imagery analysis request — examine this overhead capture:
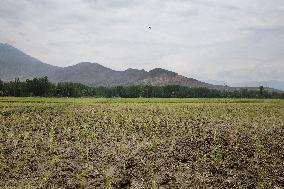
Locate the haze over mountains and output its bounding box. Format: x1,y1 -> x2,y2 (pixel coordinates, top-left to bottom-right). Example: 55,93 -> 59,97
0,43 -> 283,91
230,81 -> 284,91
0,43 -> 223,89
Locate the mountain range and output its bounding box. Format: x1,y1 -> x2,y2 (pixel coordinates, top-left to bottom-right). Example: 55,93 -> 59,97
0,43 -> 283,91
0,43 -> 225,89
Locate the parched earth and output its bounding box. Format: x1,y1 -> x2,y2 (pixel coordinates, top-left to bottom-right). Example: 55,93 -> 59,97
1,102 -> 284,188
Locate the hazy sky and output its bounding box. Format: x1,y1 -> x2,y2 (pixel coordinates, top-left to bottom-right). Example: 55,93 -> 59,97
1,0 -> 284,83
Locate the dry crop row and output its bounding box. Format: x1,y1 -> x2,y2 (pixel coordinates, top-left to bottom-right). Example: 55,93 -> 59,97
1,101 -> 284,188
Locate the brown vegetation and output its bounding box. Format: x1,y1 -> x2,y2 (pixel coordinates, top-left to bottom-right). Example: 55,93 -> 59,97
1,101 -> 284,188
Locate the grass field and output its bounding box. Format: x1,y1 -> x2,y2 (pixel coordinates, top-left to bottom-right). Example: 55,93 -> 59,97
1,97 -> 284,104
1,98 -> 284,188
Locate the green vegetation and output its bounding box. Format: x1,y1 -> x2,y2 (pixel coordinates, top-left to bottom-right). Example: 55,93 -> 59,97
1,98 -> 284,188
1,77 -> 283,98
0,97 -> 283,104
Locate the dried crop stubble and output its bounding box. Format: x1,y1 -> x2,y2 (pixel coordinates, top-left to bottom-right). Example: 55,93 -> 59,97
1,102 -> 284,188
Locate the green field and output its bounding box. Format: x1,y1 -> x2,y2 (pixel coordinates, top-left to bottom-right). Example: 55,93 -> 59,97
1,97 -> 284,104
1,98 -> 284,188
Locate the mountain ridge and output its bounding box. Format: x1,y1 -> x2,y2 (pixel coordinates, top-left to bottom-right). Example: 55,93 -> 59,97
0,43 -> 60,81
0,43 -> 226,89
1,43 -> 281,91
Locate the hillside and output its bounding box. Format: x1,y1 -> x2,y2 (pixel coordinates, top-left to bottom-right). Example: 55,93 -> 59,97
49,63 -> 149,87
50,63 -> 223,89
0,43 -> 225,89
133,68 -> 217,88
0,43 -> 60,81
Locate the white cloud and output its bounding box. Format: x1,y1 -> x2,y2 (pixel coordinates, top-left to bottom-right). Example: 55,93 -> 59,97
0,0 -> 283,82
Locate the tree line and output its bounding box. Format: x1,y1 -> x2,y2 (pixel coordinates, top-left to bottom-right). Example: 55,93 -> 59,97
0,77 -> 283,99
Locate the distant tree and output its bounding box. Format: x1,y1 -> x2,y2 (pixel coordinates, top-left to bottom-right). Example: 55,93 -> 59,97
0,77 -> 283,99
259,85 -> 264,96
152,86 -> 164,97
127,86 -> 141,98
0,79 -> 3,96
25,76 -> 53,96
115,86 -> 126,98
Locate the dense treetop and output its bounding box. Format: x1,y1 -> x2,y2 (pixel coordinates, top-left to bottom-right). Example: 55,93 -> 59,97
0,77 -> 283,99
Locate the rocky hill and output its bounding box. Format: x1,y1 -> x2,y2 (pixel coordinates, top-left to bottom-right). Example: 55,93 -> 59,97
0,43 -> 224,89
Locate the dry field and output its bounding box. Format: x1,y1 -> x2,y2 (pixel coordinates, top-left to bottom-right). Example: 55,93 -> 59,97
1,98 -> 284,188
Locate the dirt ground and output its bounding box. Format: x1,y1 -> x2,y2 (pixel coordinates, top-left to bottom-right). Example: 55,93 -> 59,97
1,102 -> 284,188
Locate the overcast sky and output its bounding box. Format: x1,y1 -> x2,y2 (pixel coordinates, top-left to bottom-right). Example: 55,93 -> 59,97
0,0 -> 284,83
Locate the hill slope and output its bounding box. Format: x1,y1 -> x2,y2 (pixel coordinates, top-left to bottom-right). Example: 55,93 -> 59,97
50,63 -> 148,86
50,63 -> 222,89
0,43 -> 60,81
0,43 -> 223,89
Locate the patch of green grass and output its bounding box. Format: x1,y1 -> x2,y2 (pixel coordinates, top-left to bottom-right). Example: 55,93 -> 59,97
0,97 -> 284,104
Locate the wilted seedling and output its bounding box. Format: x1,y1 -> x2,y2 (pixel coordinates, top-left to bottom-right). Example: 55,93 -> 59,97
12,159 -> 27,173
0,99 -> 283,188
103,173 -> 112,189
214,145 -> 223,165
257,167 -> 267,189
151,175 -> 158,189
254,139 -> 266,160
76,164 -> 93,188
48,127 -> 56,153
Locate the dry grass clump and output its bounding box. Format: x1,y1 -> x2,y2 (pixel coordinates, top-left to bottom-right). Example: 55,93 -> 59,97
1,101 -> 284,188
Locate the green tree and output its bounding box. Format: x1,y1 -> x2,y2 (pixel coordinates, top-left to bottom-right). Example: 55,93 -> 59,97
259,86 -> 264,97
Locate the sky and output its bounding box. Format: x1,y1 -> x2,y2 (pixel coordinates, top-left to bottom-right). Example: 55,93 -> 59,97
0,0 -> 284,84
